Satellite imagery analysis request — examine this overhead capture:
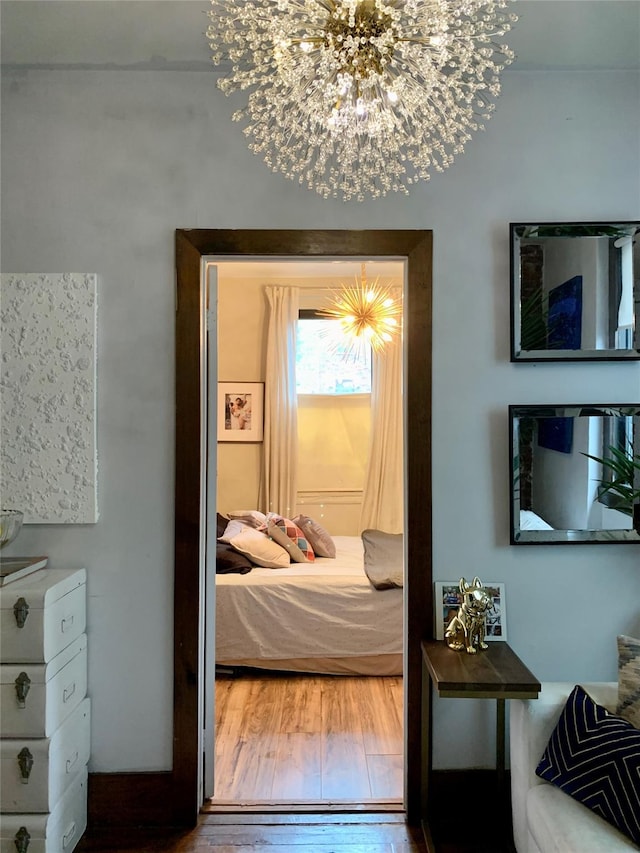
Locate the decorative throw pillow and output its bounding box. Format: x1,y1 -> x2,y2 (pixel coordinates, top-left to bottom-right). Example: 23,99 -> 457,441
361,529 -> 403,590
226,509 -> 267,529
293,514 -> 336,558
536,684 -> 640,846
215,542 -> 253,574
266,516 -> 315,563
617,634 -> 640,728
219,521 -> 290,569
218,519 -> 250,543
216,512 -> 229,539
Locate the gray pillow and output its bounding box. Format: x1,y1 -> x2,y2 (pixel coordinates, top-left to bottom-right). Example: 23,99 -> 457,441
361,529 -> 403,590
293,514 -> 336,558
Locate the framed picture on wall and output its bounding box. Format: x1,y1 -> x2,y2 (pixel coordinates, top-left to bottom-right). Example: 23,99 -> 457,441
434,581 -> 507,641
217,382 -> 264,442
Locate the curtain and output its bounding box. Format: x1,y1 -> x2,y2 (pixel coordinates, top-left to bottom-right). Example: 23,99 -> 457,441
259,285 -> 299,518
359,316 -> 404,534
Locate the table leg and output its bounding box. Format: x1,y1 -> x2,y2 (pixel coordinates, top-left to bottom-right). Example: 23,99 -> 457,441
420,658 -> 437,852
496,697 -> 506,793
421,658 -> 432,819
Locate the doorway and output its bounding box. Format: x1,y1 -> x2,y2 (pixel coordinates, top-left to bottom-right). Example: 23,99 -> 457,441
174,229 -> 433,825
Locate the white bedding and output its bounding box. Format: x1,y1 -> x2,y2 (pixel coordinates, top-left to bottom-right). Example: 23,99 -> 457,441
520,509 -> 554,530
215,535 -> 403,673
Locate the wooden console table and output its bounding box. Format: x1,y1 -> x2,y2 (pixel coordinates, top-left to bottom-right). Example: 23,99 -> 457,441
421,640 -> 540,850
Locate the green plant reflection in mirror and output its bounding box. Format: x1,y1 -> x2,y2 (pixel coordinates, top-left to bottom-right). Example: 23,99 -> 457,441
510,405 -> 640,544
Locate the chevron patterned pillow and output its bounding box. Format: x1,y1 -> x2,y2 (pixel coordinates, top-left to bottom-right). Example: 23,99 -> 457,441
617,634 -> 640,729
536,684 -> 640,846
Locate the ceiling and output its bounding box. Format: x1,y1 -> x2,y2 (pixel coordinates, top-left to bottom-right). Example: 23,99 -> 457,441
214,259 -> 405,282
1,1 -> 639,72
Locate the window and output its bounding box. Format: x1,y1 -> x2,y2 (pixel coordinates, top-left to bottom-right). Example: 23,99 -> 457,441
295,313 -> 372,395
597,414 -> 635,513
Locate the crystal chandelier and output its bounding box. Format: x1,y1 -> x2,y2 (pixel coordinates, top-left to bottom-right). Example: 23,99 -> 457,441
322,263 -> 402,354
207,0 -> 517,201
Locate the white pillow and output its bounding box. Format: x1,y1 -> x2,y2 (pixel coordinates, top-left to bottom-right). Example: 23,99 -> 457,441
227,509 -> 267,529
220,521 -> 290,569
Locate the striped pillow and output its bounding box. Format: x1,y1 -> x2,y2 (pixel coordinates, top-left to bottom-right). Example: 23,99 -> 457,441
536,684 -> 640,846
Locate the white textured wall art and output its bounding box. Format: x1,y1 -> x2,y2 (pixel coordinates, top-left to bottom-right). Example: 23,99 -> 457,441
1,273 -> 98,523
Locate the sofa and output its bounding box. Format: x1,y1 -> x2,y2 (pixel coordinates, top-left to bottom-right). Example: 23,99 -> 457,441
510,681 -> 639,852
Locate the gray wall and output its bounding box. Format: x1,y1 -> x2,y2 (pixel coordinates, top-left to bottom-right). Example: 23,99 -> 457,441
2,66 -> 639,773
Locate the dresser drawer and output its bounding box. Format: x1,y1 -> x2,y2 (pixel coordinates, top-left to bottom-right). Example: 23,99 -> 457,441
1,698 -> 90,813
0,766 -> 87,853
0,635 -> 87,738
0,569 -> 86,663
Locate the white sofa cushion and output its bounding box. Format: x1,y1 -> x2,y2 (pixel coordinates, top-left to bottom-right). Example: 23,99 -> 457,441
535,684 -> 640,847
510,682 -> 619,853
527,783 -> 638,852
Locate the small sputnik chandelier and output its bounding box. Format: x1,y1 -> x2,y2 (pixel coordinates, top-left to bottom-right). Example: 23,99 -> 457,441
323,263 -> 402,355
206,0 -> 517,201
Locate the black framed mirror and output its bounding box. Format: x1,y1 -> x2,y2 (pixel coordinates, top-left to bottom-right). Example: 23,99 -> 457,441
510,404 -> 640,544
510,222 -> 640,361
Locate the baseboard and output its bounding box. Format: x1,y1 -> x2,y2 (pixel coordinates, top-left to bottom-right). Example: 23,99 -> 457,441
88,771 -> 175,826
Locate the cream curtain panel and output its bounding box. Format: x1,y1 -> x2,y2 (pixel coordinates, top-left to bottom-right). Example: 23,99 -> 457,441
259,285 -> 300,517
359,315 -> 404,534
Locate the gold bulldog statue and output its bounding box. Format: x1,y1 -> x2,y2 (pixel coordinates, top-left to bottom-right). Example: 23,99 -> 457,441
445,576 -> 493,654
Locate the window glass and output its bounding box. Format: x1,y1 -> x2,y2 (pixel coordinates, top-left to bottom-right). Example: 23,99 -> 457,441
296,318 -> 372,394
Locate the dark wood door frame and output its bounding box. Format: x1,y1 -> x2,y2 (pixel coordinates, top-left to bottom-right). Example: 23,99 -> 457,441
173,229 -> 433,826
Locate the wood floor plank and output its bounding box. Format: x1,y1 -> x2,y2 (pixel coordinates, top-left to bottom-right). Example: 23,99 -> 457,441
358,678 -> 403,756
195,823 -> 423,842
216,678 -> 284,800
280,675 -> 323,733
367,754 -> 404,799
214,678 -> 251,741
201,813 -> 407,824
77,815 -> 429,852
271,732 -> 322,799
321,679 -> 371,800
205,801 -> 401,811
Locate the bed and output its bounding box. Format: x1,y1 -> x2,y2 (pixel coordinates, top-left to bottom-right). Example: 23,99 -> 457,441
215,535 -> 403,676
520,509 -> 554,530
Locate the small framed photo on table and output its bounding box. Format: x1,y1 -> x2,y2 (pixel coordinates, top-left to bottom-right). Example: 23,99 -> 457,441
434,581 -> 507,641
217,382 -> 264,442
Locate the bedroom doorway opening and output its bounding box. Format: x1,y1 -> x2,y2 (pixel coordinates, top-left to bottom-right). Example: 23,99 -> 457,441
174,229 -> 432,826
210,257 -> 406,809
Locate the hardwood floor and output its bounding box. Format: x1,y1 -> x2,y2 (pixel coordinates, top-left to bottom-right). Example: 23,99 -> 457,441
77,813 -> 428,852
211,671 -> 404,804
76,671 -> 515,851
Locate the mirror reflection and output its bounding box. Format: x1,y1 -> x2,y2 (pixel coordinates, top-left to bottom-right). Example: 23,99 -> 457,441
510,404 -> 640,544
510,222 -> 640,361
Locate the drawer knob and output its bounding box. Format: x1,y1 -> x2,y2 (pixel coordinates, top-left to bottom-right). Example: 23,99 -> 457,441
14,826 -> 30,852
15,672 -> 31,708
17,747 -> 33,783
13,597 -> 29,629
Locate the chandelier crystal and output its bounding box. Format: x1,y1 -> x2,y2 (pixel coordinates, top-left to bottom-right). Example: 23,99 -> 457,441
207,0 -> 517,201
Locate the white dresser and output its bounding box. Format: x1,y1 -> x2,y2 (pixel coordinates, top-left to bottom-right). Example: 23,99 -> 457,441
0,568 -> 89,853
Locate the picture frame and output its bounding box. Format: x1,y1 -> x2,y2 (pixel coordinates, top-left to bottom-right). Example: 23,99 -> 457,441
217,382 -> 264,442
434,581 -> 507,642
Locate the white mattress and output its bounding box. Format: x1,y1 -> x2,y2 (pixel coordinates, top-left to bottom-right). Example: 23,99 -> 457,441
215,535 -> 403,667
